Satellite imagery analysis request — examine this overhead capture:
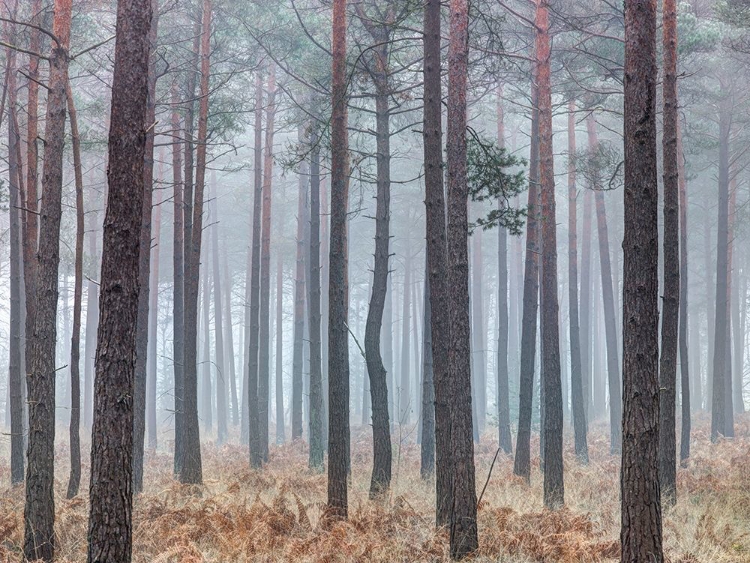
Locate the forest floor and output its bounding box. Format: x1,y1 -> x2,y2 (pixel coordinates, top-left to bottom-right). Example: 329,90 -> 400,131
1,413 -> 749,562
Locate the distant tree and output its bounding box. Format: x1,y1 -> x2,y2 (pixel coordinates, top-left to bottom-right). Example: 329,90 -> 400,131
86,0 -> 152,559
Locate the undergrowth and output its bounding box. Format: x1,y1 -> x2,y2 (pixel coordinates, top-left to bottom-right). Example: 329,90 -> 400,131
1,414 -> 748,562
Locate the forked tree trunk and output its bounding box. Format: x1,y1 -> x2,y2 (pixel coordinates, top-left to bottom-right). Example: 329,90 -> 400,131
24,1 -> 72,559
620,0 -> 663,556
328,0 -> 351,518
86,0 -> 151,559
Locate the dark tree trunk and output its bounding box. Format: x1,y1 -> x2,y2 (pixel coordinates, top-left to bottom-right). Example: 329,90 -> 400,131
420,272 -> 435,478
181,0 -> 212,484
171,80 -> 186,473
496,91 -> 512,455
275,255 -> 285,444
471,232 -> 486,440
536,0 -> 564,509
423,0 -> 451,526
308,127 -> 324,470
66,80 -> 84,498
7,40 -> 24,485
621,0 -> 664,556
213,184 -> 228,444
247,72 -> 264,467
328,0 -> 351,517
259,64 -> 278,462
711,92 -> 731,442
24,1 -> 72,559
659,0 -> 679,504
292,135 -> 308,440
364,35 -> 393,496
200,248 -> 213,431
513,80 -> 540,484
567,102 -> 588,463
86,0 -> 152,559
133,0 -> 159,495
586,117 -> 623,453
446,0 -> 478,554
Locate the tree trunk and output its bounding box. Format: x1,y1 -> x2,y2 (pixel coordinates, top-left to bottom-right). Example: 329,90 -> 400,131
147,156 -> 163,450
65,79 -> 85,498
621,0 -> 664,556
364,41 -> 393,495
579,188 -> 593,419
400,252 -> 412,425
24,1 -> 72,559
536,0 -> 564,509
586,117 -> 623,453
471,231 -> 486,438
86,0 -> 151,558
181,0 -> 211,484
223,251 -> 240,427
292,133 -> 308,440
259,64 -> 278,462
7,38 -> 24,484
308,126 -> 324,470
247,72 -> 264,467
729,178 -> 743,417
171,80 -> 185,473
200,250 -> 213,431
212,184 -> 228,444
133,0 -> 159,494
513,78 -> 540,484
275,254 -> 285,444
328,0 -> 351,517
447,0 -> 478,554
659,0 -> 679,504
420,271 -> 435,477
496,90 -> 512,455
733,265 -> 745,415
567,101 -> 588,463
677,120 -> 691,463
711,90 -> 731,442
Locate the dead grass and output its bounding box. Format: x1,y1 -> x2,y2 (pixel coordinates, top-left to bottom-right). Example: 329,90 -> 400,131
1,414 -> 749,562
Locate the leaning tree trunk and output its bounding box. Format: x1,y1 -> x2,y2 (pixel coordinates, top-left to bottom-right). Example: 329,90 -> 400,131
536,0 -> 564,509
567,101 -> 588,463
328,0 -> 351,518
133,0 -> 159,495
364,51 -> 393,497
66,80 -> 85,499
86,0 -> 151,559
621,0 -> 664,557
659,0 -> 679,505
24,1 -> 72,559
446,0 -> 478,555
181,0 -> 212,484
